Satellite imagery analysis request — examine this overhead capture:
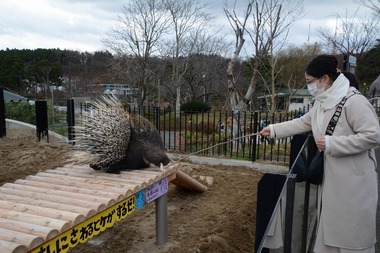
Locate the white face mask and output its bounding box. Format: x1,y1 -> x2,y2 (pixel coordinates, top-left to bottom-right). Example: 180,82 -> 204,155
307,78 -> 324,96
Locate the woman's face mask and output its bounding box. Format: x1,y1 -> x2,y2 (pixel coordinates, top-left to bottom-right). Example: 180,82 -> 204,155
307,77 -> 324,96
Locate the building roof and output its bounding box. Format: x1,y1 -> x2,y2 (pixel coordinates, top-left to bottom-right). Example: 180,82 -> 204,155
3,90 -> 28,102
257,88 -> 311,99
278,88 -> 311,96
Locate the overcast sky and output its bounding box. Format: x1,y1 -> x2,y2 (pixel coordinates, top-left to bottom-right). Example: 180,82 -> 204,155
0,0 -> 372,54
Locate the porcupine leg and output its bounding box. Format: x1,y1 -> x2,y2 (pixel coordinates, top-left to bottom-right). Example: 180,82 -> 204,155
121,153 -> 150,170
103,162 -> 129,174
88,163 -> 121,174
90,163 -> 102,170
100,156 -> 149,173
104,167 -> 122,174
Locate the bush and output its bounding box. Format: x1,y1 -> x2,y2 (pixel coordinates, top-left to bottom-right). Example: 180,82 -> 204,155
5,102 -> 36,124
198,120 -> 216,134
5,101 -> 69,136
180,101 -> 211,112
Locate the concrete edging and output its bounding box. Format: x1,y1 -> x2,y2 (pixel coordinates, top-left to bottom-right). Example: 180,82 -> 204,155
5,119 -> 68,143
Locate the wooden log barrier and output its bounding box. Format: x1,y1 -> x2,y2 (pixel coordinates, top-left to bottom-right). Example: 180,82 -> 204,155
0,163 -> 208,253
0,241 -> 28,253
0,164 -> 171,253
171,170 -> 208,192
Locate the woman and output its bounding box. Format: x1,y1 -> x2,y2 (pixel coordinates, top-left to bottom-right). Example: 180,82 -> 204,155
260,55 -> 380,253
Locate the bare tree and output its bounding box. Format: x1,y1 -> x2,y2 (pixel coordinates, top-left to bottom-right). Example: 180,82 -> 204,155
225,0 -> 303,114
277,43 -> 323,110
163,0 -> 226,116
39,65 -> 51,98
224,0 -> 303,149
317,8 -> 379,60
224,2 -> 251,114
359,0 -> 380,15
103,0 -> 170,106
181,54 -> 228,103
277,43 -> 323,91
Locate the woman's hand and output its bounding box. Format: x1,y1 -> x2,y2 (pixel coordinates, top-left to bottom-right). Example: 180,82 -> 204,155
260,126 -> 271,137
315,136 -> 326,151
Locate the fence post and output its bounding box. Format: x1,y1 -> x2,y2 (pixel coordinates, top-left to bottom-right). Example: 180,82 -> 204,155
155,193 -> 168,245
251,111 -> 258,162
283,174 -> 297,253
254,173 -> 287,253
35,100 -> 49,142
67,98 -> 75,144
305,135 -> 319,250
0,88 -> 6,137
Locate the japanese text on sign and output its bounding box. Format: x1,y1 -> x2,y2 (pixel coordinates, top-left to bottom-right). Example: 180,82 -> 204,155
146,178 -> 168,203
32,195 -> 136,253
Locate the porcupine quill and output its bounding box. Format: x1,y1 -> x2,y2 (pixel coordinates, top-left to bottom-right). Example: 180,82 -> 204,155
71,94 -> 170,174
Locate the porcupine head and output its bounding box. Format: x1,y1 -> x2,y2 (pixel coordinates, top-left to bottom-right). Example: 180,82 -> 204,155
121,114 -> 170,171
71,95 -> 169,173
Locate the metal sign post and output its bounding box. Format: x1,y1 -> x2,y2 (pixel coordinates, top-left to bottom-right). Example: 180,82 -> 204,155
0,88 -> 6,137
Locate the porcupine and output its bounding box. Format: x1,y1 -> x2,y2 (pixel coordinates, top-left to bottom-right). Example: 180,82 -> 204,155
73,94 -> 170,173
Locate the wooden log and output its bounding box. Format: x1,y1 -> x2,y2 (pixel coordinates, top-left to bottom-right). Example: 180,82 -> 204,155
119,172 -> 163,181
167,172 -> 177,182
171,170 -> 207,192
14,179 -> 125,202
54,166 -> 166,181
25,175 -> 129,197
54,167 -> 162,179
141,167 -> 162,172
35,172 -> 141,191
0,208 -> 72,232
54,167 -> 161,184
0,200 -> 85,225
2,183 -> 115,207
0,218 -> 59,241
0,193 -> 97,218
63,165 -> 165,177
40,172 -> 147,194
65,163 -> 178,177
124,170 -> 163,176
0,240 -> 28,253
205,176 -> 214,186
0,227 -> 45,251
44,169 -> 155,186
0,187 -> 107,212
61,164 -> 90,170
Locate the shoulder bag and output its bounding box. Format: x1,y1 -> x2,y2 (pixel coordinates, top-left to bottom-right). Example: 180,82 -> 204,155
307,91 -> 359,185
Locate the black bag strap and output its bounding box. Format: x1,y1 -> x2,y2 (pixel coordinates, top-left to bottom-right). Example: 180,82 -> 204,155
325,90 -> 360,136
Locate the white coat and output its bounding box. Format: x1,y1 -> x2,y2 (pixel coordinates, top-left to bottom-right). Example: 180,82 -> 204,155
271,87 -> 380,249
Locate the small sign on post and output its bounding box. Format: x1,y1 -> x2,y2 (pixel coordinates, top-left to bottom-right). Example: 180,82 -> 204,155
146,178 -> 169,203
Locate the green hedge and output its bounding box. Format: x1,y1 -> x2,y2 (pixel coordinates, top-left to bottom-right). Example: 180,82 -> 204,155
5,102 -> 36,124
180,101 -> 211,112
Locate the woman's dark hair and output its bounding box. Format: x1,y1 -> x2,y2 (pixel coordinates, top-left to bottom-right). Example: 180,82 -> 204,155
342,71 -> 360,89
306,54 -> 359,89
305,55 -> 340,80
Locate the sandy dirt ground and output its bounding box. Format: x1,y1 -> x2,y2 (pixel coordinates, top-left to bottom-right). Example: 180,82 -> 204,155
0,137 -> 265,253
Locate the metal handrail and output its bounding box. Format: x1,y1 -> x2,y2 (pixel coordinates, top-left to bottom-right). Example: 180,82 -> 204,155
257,134 -> 318,253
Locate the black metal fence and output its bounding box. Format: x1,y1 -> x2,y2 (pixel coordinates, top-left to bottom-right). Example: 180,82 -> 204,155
4,94 -> 380,164
369,97 -> 380,117
134,106 -> 311,163
88,105 -> 311,163
2,94 -> 310,163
